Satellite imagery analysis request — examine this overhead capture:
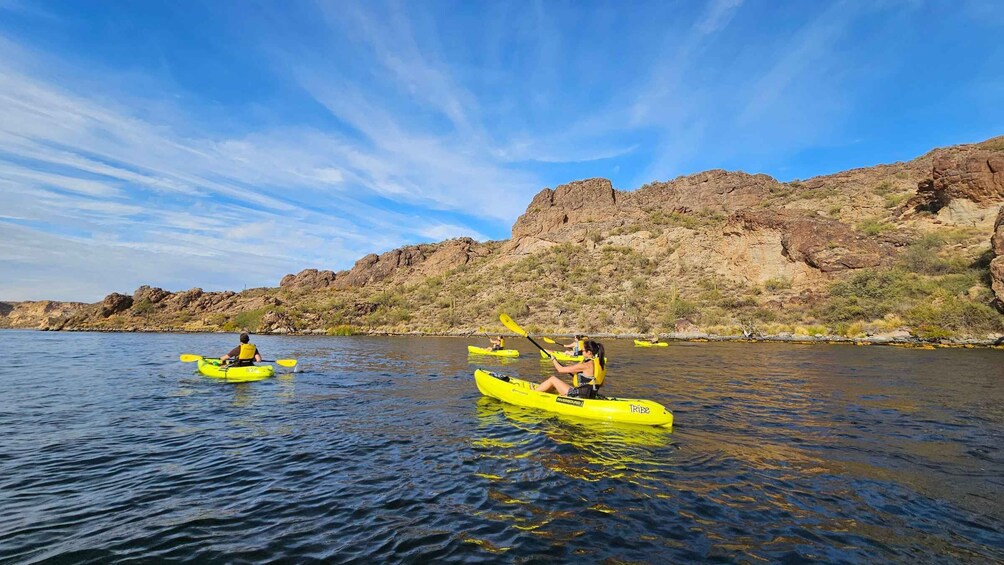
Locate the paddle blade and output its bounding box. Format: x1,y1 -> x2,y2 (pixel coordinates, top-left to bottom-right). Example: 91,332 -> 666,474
179,354 -> 203,363
499,314 -> 527,337
275,359 -> 297,367
542,336 -> 557,344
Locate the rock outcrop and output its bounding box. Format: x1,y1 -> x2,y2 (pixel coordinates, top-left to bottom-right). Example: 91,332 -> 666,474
0,300 -> 89,329
100,293 -> 133,317
909,137 -> 1004,214
280,238 -> 487,292
726,210 -> 884,272
991,205 -> 1004,312
511,178 -> 617,241
623,170 -> 781,213
280,269 -> 338,290
133,285 -> 171,305
260,310 -> 296,334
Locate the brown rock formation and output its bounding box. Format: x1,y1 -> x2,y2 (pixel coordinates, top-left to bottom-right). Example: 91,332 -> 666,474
133,285 -> 171,305
0,300 -> 90,329
279,237 -> 486,291
335,246 -> 432,288
727,210 -> 883,272
908,137 -> 1004,213
511,178 -> 617,241
280,269 -> 337,290
991,205 -> 1004,312
623,170 -> 781,213
260,311 -> 296,334
932,151 -> 1004,203
101,293 -> 133,317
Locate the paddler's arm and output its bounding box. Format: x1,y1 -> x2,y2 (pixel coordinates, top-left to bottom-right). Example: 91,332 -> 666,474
552,358 -> 588,374
220,346 -> 239,364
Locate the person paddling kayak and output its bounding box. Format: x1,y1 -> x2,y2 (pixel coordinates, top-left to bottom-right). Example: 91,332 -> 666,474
220,332 -> 263,367
563,334 -> 586,355
489,335 -> 506,351
536,340 -> 606,398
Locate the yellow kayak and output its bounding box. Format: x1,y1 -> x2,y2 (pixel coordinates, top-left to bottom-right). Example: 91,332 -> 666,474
634,340 -> 669,347
468,345 -> 520,358
197,358 -> 275,382
474,369 -> 673,428
538,349 -> 586,362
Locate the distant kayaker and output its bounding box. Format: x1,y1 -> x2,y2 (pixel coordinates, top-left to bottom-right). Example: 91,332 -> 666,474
220,332 -> 263,367
563,334 -> 585,355
489,335 -> 506,351
536,340 -> 606,398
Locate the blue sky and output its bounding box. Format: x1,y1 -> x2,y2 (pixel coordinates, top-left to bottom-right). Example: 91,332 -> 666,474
0,0 -> 1001,301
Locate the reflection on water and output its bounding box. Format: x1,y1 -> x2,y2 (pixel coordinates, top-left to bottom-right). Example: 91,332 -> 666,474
0,331 -> 1001,563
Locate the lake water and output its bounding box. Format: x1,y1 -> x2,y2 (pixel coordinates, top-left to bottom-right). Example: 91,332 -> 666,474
1,331 -> 1001,563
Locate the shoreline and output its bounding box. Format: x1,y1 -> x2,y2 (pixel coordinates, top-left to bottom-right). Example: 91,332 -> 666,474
7,326 -> 1003,349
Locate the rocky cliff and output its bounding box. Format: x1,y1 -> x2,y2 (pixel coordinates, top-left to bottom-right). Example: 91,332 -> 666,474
991,205 -> 1004,311
3,136 -> 1003,340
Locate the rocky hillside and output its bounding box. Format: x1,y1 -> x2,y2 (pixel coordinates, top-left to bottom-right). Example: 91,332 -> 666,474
4,136 -> 1004,341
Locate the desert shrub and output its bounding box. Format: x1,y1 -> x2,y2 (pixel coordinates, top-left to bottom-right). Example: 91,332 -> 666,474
763,277 -> 792,292
803,186 -> 838,199
326,325 -> 356,336
884,193 -> 910,208
900,235 -> 974,276
387,307 -> 412,324
131,298 -> 154,315
857,217 -> 894,236
820,269 -> 925,322
649,210 -> 701,230
498,299 -> 529,319
833,322 -> 866,337
873,181 -> 895,195
234,308 -> 267,331
719,295 -> 758,310
794,324 -> 828,336
906,298 -> 1004,334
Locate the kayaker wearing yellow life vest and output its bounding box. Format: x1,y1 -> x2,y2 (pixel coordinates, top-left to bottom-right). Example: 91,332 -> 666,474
220,332 -> 263,367
489,335 -> 505,351
536,340 -> 606,398
563,334 -> 585,355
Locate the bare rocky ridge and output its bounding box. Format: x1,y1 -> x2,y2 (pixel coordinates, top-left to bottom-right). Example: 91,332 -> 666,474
3,136 -> 1003,340
279,237 -> 490,291
0,300 -> 89,330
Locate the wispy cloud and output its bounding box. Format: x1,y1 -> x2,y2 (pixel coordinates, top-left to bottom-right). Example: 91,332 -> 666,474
1,1 -> 1001,301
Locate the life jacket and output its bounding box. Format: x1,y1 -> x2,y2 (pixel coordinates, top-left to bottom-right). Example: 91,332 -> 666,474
238,343 -> 257,361
499,337 -> 505,348
573,357 -> 605,389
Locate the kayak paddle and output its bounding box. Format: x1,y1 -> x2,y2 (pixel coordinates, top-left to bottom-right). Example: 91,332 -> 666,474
179,353 -> 297,367
499,314 -> 552,358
